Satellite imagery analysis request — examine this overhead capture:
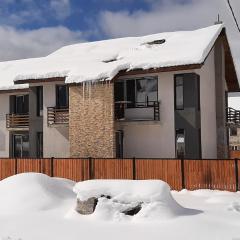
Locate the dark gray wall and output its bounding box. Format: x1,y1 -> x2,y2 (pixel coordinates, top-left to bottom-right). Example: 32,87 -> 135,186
214,38 -> 229,159
175,73 -> 201,159
29,87 -> 43,157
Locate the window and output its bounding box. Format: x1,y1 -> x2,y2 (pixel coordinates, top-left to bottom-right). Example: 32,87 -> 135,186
56,85 -> 69,109
116,130 -> 123,158
12,133 -> 29,158
175,76 -> 184,110
136,77 -> 158,105
10,95 -> 29,114
115,76 -> 158,108
37,132 -> 43,158
230,127 -> 238,136
37,86 -> 43,116
176,129 -> 185,158
126,80 -> 136,108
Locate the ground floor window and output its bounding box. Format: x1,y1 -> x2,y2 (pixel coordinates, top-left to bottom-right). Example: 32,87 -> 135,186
176,129 -> 185,158
116,130 -> 123,158
37,132 -> 43,158
230,127 -> 238,136
12,133 -> 29,158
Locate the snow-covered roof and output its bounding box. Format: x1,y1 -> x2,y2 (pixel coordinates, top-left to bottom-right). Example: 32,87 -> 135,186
0,24 -> 225,91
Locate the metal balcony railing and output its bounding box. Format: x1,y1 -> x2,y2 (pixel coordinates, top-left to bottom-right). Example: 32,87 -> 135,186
47,107 -> 69,126
6,113 -> 29,128
115,101 -> 160,121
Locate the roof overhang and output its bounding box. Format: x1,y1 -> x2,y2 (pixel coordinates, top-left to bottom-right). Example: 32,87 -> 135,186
13,28 -> 239,91
14,76 -> 65,85
0,87 -> 29,94
220,29 -> 239,91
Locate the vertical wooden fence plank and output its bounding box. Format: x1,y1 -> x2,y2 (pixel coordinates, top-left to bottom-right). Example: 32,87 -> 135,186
0,159 -> 15,180
93,159 -> 133,179
135,159 -> 182,190
17,158 -> 41,173
53,158 -> 88,182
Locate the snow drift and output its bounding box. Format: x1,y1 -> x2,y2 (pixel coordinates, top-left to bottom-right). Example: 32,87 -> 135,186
0,173 -> 75,214
73,180 -> 201,221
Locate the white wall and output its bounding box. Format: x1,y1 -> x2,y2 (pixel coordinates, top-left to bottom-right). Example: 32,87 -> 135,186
0,94 -> 9,157
43,82 -> 70,158
118,72 -> 176,158
196,48 -> 217,159
118,49 -> 218,159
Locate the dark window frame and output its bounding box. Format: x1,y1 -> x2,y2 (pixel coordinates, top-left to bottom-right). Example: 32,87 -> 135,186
56,85 -> 69,109
174,75 -> 184,110
116,130 -> 124,158
175,129 -> 185,159
13,94 -> 29,114
115,76 -> 158,108
36,86 -> 43,117
12,132 -> 29,158
36,132 -> 43,158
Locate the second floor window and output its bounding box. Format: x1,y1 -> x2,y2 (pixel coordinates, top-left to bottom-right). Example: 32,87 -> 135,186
175,75 -> 184,110
37,86 -> 43,116
56,85 -> 69,109
115,76 -> 158,108
10,94 -> 29,114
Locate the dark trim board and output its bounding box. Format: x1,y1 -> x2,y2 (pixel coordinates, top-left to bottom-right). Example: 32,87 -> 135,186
0,88 -> 29,94
14,77 -> 66,85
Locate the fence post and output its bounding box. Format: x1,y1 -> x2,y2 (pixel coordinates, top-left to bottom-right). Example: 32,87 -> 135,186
181,158 -> 185,189
132,157 -> 136,180
88,157 -> 94,179
50,157 -> 54,177
14,158 -> 18,175
235,158 -> 239,192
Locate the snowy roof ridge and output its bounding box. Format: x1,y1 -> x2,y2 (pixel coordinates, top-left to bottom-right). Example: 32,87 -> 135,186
0,24 -> 224,91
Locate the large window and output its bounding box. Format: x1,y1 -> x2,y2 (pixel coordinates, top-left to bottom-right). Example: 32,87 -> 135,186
37,86 -> 43,116
10,95 -> 29,114
115,76 -> 158,108
12,133 -> 29,158
56,85 -> 69,109
175,75 -> 184,110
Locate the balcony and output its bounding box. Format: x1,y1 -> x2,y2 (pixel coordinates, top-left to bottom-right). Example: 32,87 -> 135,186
47,107 -> 69,126
6,113 -> 29,129
115,101 -> 160,122
227,107 -> 240,126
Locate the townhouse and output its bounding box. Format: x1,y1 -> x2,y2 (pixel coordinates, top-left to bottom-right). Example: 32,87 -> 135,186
0,24 -> 239,159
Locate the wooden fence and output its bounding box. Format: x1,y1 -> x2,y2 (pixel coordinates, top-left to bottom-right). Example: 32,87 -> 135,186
0,157 -> 239,191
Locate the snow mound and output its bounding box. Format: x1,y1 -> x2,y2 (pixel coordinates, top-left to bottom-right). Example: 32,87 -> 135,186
73,180 -> 200,221
0,173 -> 75,214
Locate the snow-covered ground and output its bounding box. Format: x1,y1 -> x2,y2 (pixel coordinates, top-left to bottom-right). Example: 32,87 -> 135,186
0,173 -> 240,240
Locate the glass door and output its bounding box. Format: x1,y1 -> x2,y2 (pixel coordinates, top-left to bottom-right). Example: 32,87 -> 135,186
13,134 -> 29,157
15,95 -> 29,114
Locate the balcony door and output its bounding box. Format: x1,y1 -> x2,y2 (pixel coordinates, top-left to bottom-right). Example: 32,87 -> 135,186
10,95 -> 29,114
12,133 -> 29,158
56,85 -> 69,109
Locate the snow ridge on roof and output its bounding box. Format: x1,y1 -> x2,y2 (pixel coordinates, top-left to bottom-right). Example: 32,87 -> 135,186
0,24 -> 224,90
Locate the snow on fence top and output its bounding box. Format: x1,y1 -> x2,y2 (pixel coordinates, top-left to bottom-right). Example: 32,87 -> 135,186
0,24 -> 223,91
